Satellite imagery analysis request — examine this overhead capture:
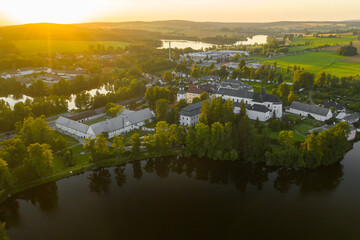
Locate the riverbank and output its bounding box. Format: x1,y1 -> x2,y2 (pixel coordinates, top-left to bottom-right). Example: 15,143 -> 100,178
0,147 -> 182,204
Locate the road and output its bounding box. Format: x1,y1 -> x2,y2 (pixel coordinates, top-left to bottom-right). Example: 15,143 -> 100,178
309,87 -> 314,105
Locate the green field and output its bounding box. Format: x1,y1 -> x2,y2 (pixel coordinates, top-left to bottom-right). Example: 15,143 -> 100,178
13,40 -> 129,55
288,35 -> 356,53
262,50 -> 360,77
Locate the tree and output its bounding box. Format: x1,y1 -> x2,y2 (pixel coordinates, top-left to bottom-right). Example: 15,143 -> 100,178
18,116 -> 53,146
278,131 -> 295,149
338,45 -> 357,56
131,133 -> 141,154
200,92 -> 209,101
62,150 -> 73,167
287,91 -> 298,104
155,99 -> 170,121
315,72 -> 326,87
106,105 -> 124,118
75,92 -> 91,110
208,122 -> 225,160
112,135 -> 125,160
25,143 -> 53,178
293,71 -> 314,90
238,59 -> 246,69
195,123 -> 210,158
0,221 -> 9,240
94,134 -> 109,162
0,137 -> 26,168
0,158 -> 12,191
190,64 -> 201,79
277,82 -> 291,104
84,137 -> 96,161
163,72 -> 173,82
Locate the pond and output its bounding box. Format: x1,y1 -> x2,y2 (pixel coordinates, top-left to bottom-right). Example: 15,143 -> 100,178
158,35 -> 268,50
1,141 -> 360,239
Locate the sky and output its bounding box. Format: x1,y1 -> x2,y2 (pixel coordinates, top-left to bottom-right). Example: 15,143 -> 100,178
0,0 -> 360,26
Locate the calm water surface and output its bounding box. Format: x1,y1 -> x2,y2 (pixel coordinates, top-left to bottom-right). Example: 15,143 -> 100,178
1,142 -> 360,240
159,35 -> 268,50
0,86 -> 110,110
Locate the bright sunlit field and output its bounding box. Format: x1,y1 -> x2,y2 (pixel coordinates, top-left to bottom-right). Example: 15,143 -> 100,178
12,40 -> 129,55
262,50 -> 360,77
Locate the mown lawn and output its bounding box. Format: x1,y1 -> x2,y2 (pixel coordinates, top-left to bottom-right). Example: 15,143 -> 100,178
13,40 -> 129,55
84,116 -> 109,125
53,132 -> 79,147
262,50 -> 360,77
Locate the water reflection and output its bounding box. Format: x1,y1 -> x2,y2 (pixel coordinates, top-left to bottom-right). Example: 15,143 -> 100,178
87,169 -> 112,194
114,166 -> 127,187
0,182 -> 58,225
0,155 -> 346,234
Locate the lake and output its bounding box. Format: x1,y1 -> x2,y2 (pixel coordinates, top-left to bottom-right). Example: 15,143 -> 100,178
0,86 -> 110,111
1,141 -> 360,240
159,35 -> 268,50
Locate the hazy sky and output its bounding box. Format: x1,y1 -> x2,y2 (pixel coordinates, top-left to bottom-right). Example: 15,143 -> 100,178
0,0 -> 359,26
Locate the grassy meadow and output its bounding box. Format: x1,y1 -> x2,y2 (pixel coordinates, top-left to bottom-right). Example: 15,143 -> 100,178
13,40 -> 129,55
288,34 -> 357,53
262,50 -> 360,77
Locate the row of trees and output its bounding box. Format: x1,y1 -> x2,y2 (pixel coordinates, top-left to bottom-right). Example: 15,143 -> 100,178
266,122 -> 350,168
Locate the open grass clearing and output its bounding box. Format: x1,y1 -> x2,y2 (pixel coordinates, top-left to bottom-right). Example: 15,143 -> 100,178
262,50 -> 360,77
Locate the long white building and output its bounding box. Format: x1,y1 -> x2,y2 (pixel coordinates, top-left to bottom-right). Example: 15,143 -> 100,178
56,108 -> 155,139
288,101 -> 332,122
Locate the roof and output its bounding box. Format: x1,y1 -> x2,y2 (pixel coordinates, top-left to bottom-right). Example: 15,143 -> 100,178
336,112 -> 347,120
247,104 -> 271,113
56,116 -> 89,134
179,101 -> 203,117
323,100 -> 345,110
290,101 -> 330,116
69,107 -> 106,121
90,108 -> 154,135
187,86 -> 206,95
253,92 -> 281,104
343,113 -> 359,123
217,88 -> 254,99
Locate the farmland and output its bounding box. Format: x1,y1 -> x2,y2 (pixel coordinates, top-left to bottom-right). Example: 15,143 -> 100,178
262,50 -> 360,77
12,40 -> 129,55
287,34 -> 357,53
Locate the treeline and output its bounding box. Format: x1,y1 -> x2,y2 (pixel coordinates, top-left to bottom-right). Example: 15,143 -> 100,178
266,123 -> 350,168
0,117 -> 70,201
138,98 -> 350,169
0,96 -> 67,132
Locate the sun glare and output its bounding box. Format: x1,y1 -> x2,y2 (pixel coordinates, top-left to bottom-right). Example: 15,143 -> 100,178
2,0 -> 104,24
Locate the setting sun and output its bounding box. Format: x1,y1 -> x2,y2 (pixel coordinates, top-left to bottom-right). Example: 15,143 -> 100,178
2,0 -> 104,24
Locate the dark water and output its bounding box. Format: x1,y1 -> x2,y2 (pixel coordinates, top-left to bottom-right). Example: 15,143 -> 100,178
2,142 -> 360,240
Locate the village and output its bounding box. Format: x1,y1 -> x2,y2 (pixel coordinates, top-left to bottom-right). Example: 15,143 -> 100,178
54,50 -> 359,145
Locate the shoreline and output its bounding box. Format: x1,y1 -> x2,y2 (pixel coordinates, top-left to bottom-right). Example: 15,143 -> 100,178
0,148 -> 182,205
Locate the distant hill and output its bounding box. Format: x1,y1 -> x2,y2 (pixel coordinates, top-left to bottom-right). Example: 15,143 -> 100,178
1,20 -> 360,42
0,23 -> 162,42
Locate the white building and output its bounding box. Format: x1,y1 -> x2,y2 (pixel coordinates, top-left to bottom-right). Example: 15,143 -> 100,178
246,104 -> 272,122
216,88 -> 282,119
89,109 -> 155,138
288,101 -> 332,122
177,83 -> 187,102
179,101 -> 203,127
56,108 -> 155,139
